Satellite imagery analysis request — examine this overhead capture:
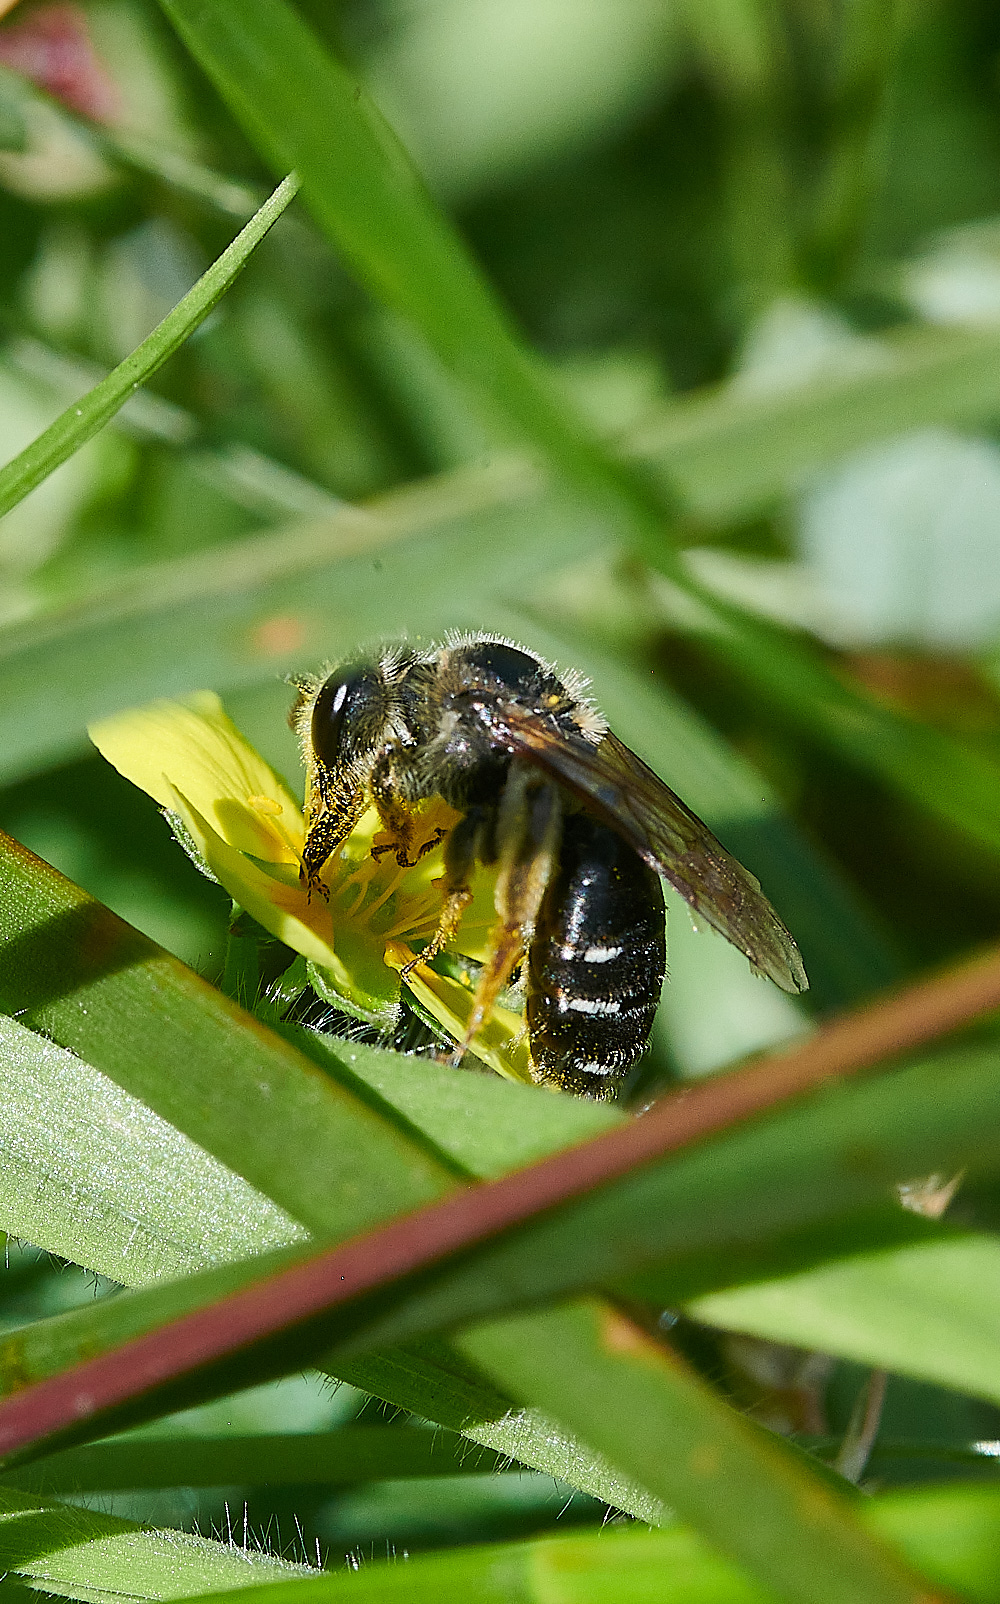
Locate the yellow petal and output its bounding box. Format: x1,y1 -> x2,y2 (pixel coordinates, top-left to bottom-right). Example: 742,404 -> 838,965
385,942 -> 534,1085
169,783 -> 401,1021
170,783 -> 335,959
89,693 -> 303,863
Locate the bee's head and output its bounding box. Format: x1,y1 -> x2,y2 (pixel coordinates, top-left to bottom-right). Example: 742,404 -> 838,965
310,660 -> 396,773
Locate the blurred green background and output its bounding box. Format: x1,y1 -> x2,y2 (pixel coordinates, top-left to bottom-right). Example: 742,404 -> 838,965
6,0 -> 1000,1566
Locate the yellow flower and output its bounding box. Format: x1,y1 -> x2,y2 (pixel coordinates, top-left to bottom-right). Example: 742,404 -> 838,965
88,692 -> 532,1083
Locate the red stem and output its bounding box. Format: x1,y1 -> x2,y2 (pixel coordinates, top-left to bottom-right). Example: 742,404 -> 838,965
3,941 -> 1000,1460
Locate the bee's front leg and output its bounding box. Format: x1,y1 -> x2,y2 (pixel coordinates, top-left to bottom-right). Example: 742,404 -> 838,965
299,760 -> 365,900
300,813 -> 343,901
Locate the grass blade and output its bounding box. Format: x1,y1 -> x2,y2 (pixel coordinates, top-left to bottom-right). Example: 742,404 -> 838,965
5,837 -> 1000,1521
0,1427 -> 501,1493
6,880 -> 1000,1453
0,174 -> 299,519
0,1484 -> 309,1600
460,1301 -> 942,1604
2,1036 -> 997,1463
155,0 -> 641,524
160,1483 -> 1000,1604
0,1012 -> 306,1284
0,832 -> 656,1517
0,831 -> 453,1243
690,1235 -> 1000,1404
0,485 -> 578,785
629,320 -> 1000,523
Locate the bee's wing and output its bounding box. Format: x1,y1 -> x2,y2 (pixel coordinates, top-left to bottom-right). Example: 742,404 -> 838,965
489,705 -> 808,995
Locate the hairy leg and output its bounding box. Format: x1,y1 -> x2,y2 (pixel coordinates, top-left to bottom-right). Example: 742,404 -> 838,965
367,750 -> 448,868
299,758 -> 366,900
400,808 -> 487,979
453,768 -> 561,1064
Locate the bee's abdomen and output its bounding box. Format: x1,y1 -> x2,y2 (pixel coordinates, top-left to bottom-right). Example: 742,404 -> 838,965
526,813 -> 665,1098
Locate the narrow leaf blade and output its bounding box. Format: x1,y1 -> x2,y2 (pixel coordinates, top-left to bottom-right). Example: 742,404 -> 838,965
0,175 -> 299,519
459,1302 -> 941,1604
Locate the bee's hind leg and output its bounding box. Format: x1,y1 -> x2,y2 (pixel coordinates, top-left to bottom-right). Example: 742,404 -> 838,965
452,768 -> 561,1066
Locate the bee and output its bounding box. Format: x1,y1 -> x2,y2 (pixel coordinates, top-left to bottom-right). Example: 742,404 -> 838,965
290,634 -> 807,1096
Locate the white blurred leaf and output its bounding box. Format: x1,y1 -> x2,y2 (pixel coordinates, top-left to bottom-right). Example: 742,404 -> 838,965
903,218 -> 1000,327
731,296 -> 886,397
798,428 -> 1000,650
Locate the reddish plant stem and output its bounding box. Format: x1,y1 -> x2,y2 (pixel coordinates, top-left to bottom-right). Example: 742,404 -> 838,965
2,942 -> 1000,1460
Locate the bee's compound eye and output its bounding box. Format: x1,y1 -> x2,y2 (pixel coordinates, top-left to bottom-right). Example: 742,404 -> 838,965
459,641 -> 541,690
311,664 -> 387,768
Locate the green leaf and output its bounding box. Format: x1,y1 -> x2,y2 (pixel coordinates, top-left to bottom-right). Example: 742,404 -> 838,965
0,1426 -> 502,1493
0,174 -> 299,520
2,1482 -> 994,1604
9,949 -> 1000,1604
154,0 -> 647,529
0,832 -> 659,1519
0,490 -> 591,786
0,824 -> 881,1556
0,819 -> 623,1284
0,831 -> 451,1245
288,1035 -> 621,1180
152,2 -> 1000,567
628,320 -> 1000,524
0,1011 -> 306,1284
689,1235 -> 1000,1406
459,1301 -> 932,1604
2,828 -> 989,1370
3,1041 -> 991,1459
8,314 -> 1000,781
0,828 -> 993,1555
308,1047 -> 994,1363
117,1483 -> 1000,1604
0,1484 -> 310,1602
